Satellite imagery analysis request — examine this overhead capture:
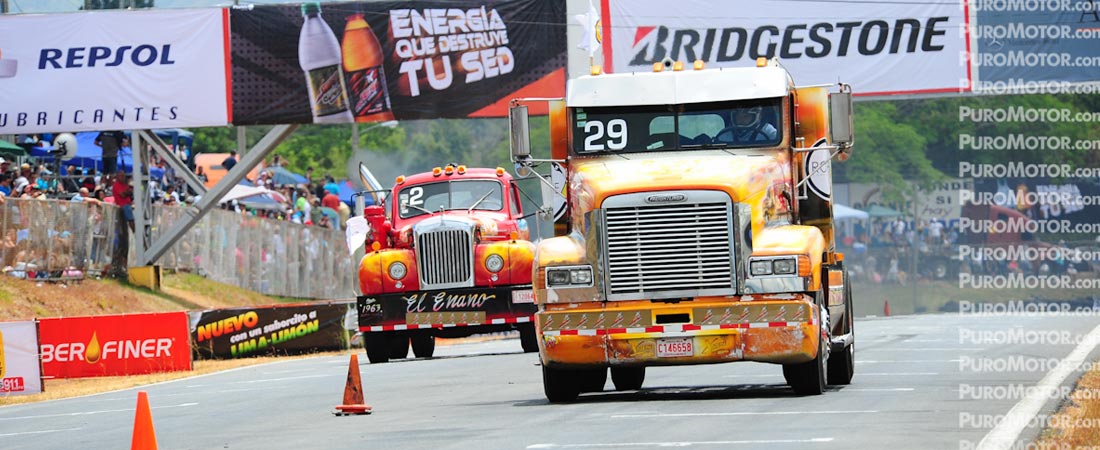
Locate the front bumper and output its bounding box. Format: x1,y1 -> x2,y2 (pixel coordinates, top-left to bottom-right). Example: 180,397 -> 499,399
537,296 -> 820,367
357,285 -> 536,332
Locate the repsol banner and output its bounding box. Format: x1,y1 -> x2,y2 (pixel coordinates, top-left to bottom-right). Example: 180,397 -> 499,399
0,9 -> 231,134
230,0 -> 566,125
603,0 -> 969,96
0,321 -> 43,395
191,303 -> 352,359
38,313 -> 192,379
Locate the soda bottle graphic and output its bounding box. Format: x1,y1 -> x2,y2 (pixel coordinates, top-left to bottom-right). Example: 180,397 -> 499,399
342,13 -> 395,122
298,2 -> 353,123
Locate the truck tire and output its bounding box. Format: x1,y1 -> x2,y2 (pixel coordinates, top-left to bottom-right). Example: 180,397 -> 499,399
519,323 -> 539,353
828,269 -> 855,385
364,332 -> 391,364
579,367 -> 607,392
611,367 -> 645,391
783,305 -> 828,395
388,332 -> 409,359
410,332 -> 435,358
543,365 -> 581,403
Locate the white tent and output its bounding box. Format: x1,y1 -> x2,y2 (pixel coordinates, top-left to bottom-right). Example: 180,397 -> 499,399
833,203 -> 870,221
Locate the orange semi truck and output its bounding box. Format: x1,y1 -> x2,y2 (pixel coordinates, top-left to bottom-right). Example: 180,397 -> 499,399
347,165 -> 538,363
509,58 -> 857,402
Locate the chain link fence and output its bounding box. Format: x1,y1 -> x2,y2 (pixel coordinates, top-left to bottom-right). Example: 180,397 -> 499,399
0,198 -> 356,299
0,198 -> 116,280
145,205 -> 357,299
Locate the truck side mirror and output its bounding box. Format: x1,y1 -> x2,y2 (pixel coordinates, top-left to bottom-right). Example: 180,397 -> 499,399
509,105 -> 531,161
828,90 -> 854,155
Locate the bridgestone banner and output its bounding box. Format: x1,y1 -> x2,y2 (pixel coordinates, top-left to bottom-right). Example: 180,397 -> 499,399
38,313 -> 192,379
602,0 -> 970,97
0,321 -> 43,395
229,0 -> 566,124
0,9 -> 231,134
191,303 -> 352,359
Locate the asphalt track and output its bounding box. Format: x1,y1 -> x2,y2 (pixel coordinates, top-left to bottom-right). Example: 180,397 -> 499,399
3,312 -> 1100,450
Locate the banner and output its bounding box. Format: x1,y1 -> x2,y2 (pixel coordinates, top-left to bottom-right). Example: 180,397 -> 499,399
0,9 -> 231,134
972,5 -> 1100,90
230,0 -> 566,124
38,313 -> 192,379
602,0 -> 969,97
191,303 -> 352,359
0,321 -> 43,395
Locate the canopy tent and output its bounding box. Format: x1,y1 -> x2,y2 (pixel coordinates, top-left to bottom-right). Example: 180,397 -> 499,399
834,203 -> 870,221
263,166 -> 308,186
864,204 -> 904,218
0,140 -> 27,158
29,132 -> 168,179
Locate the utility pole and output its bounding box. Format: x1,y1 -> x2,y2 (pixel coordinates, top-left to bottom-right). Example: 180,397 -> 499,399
1,0 -> 9,15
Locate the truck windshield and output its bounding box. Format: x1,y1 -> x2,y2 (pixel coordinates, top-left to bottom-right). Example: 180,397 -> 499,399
397,180 -> 504,219
571,98 -> 782,154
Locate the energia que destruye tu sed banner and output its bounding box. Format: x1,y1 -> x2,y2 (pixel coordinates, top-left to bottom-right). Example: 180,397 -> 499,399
229,0 -> 566,125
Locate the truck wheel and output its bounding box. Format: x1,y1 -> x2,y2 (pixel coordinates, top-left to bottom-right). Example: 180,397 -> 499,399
783,313 -> 828,395
388,332 -> 410,359
579,367 -> 608,393
519,323 -> 539,353
543,365 -> 581,403
827,343 -> 854,385
410,333 -> 435,358
611,367 -> 645,391
363,332 -> 391,364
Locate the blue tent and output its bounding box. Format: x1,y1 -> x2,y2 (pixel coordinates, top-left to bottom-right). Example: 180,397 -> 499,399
31,132 -> 163,179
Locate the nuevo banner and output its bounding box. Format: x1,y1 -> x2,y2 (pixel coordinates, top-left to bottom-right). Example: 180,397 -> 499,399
229,0 -> 566,125
191,302 -> 352,359
0,9 -> 231,135
0,321 -> 43,395
602,0 -> 970,97
38,312 -> 192,379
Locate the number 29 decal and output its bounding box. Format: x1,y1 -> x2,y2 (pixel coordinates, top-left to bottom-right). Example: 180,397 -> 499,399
583,119 -> 627,151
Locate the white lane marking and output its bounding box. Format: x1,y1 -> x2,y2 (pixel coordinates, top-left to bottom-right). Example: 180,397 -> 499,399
0,427 -> 83,437
0,402 -> 198,421
844,388 -> 916,392
857,372 -> 940,376
187,373 -> 330,387
611,410 -> 877,419
977,322 -> 1100,450
858,359 -> 961,363
528,438 -> 834,448
865,347 -> 984,351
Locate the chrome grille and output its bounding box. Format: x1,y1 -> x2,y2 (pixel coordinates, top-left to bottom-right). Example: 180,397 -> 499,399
604,193 -> 734,298
416,228 -> 473,289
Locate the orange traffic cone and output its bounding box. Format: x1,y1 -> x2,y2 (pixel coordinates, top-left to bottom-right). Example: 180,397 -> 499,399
334,353 -> 372,416
884,299 -> 891,317
131,391 -> 158,450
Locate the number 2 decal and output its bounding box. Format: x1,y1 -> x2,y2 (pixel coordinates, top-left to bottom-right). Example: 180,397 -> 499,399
584,119 -> 627,151
407,186 -> 424,206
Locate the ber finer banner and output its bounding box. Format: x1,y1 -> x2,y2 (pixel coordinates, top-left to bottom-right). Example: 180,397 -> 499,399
38,312 -> 192,379
0,9 -> 231,135
191,303 -> 351,359
230,0 -> 566,125
0,321 -> 44,396
603,0 -> 970,96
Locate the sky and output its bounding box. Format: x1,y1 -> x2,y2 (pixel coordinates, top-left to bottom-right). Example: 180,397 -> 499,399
4,0 -> 307,14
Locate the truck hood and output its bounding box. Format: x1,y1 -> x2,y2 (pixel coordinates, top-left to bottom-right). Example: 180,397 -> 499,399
570,150 -> 791,212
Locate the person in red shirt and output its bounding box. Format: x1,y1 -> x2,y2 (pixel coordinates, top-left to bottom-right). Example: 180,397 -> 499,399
321,185 -> 341,211
112,172 -> 134,232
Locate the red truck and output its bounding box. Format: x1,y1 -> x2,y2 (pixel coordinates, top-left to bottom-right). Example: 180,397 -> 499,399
348,164 -> 538,363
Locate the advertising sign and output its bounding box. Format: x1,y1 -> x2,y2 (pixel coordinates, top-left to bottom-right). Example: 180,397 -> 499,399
0,321 -> 43,395
602,0 -> 969,97
230,0 -> 566,124
192,303 -> 352,359
0,9 -> 231,134
973,5 -> 1100,91
38,313 -> 192,379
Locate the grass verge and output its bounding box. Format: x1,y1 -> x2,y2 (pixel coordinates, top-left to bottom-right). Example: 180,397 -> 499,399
1036,362 -> 1100,448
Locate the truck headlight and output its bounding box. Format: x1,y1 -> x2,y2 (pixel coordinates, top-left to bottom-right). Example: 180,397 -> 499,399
485,254 -> 505,273
546,265 -> 593,288
388,261 -> 407,280
749,255 -> 810,277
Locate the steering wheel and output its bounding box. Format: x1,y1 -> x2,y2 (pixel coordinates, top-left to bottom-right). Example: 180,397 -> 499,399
714,125 -> 768,144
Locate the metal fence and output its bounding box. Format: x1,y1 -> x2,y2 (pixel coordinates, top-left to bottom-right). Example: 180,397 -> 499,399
146,205 -> 357,299
0,197 -> 356,299
0,198 -> 116,280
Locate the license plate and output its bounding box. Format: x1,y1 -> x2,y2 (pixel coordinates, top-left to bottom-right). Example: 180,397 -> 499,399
512,290 -> 534,304
656,338 -> 693,357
